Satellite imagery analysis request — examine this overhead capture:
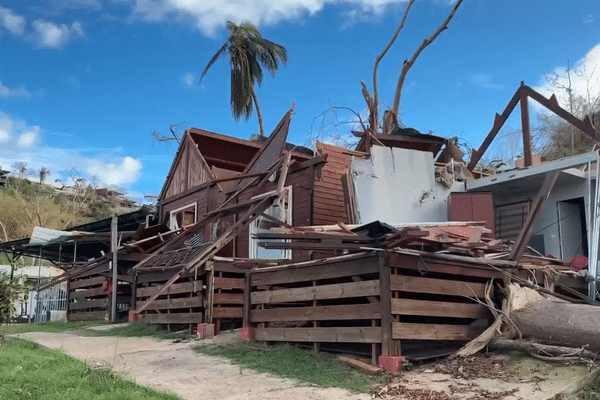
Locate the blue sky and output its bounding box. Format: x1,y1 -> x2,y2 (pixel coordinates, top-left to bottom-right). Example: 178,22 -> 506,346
1,0 -> 599,201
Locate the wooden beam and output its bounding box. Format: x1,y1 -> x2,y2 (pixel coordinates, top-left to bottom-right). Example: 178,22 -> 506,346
251,280 -> 380,304
467,87 -> 522,170
251,255 -> 378,286
522,84 -> 599,141
520,82 -> 533,167
509,171 -> 559,262
392,322 -> 486,341
391,298 -> 489,319
251,303 -> 381,322
135,195 -> 276,314
253,327 -> 381,343
390,274 -> 487,298
135,297 -> 202,311
137,312 -> 203,324
242,273 -> 251,327
136,281 -> 200,297
379,252 -> 395,356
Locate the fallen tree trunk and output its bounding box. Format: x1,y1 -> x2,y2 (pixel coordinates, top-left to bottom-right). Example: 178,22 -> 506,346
510,284 -> 600,353
489,339 -> 599,363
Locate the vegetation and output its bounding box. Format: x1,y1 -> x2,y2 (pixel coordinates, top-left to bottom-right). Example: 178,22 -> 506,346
362,0 -> 464,134
87,322 -> 171,339
538,66 -> 600,161
194,342 -> 385,393
200,21 -> 288,137
0,174 -> 133,243
0,273 -> 25,333
0,339 -> 181,400
1,320 -> 103,335
2,321 -> 171,340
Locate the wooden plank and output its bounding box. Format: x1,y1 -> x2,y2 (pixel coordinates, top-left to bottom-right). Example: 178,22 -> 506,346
390,275 -> 486,298
71,287 -> 106,299
213,293 -> 244,304
69,310 -> 107,321
312,209 -> 349,220
338,356 -> 382,375
70,298 -> 107,310
136,297 -> 203,311
509,170 -> 559,262
390,253 -> 505,280
391,299 -> 489,319
136,281 -> 201,297
252,256 -> 378,286
251,280 -> 380,305
137,312 -> 203,324
136,270 -> 180,284
379,252 -> 394,356
213,307 -> 243,319
243,273 -> 251,327
70,276 -> 105,290
253,327 -> 381,343
392,322 -> 486,341
251,303 -> 381,322
213,277 -> 245,289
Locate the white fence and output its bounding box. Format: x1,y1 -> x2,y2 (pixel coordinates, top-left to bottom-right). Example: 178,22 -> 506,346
30,279 -> 68,322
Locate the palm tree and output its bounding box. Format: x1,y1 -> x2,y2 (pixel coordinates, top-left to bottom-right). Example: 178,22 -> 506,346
200,21 -> 287,137
39,167 -> 50,185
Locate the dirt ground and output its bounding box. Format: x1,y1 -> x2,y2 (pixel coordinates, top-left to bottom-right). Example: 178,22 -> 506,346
12,329 -> 596,400
12,330 -> 370,400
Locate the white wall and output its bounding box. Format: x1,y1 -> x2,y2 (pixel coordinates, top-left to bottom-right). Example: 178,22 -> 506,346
351,146 -> 452,224
491,177 -> 590,259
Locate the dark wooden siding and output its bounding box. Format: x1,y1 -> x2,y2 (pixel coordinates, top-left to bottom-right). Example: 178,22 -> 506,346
313,143 -> 352,226
235,166 -> 314,260
161,186 -> 210,224
162,135 -> 212,200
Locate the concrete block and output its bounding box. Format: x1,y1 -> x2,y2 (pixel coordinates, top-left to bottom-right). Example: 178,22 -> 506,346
378,355 -> 403,374
197,323 -> 215,339
240,327 -> 254,340
128,310 -> 137,322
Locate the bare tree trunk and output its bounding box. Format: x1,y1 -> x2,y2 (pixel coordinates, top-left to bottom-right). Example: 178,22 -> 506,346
252,87 -> 265,137
509,285 -> 600,353
369,0 -> 416,134
391,0 -> 464,117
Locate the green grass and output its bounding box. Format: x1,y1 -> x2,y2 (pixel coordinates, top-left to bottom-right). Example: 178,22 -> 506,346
3,321 -> 173,340
194,342 -> 386,393
0,339 -> 182,400
88,323 -> 171,339
2,320 -> 104,335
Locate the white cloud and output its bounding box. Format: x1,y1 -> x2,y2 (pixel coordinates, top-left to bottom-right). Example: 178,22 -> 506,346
534,42 -> 600,112
85,156 -> 143,186
0,81 -> 31,98
32,19 -> 86,48
0,7 -> 26,36
17,127 -> 40,148
180,72 -> 197,88
471,73 -> 503,90
0,112 -> 14,143
119,0 -> 411,36
180,71 -> 205,90
0,110 -> 144,188
0,7 -> 86,49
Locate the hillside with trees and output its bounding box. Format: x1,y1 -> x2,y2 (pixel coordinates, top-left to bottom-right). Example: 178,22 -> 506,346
0,176 -> 137,243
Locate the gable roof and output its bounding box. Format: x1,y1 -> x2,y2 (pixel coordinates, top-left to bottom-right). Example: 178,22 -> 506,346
159,124 -> 313,201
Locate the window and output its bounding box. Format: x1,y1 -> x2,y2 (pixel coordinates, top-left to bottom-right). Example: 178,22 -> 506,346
169,203 -> 197,230
249,187 -> 292,259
